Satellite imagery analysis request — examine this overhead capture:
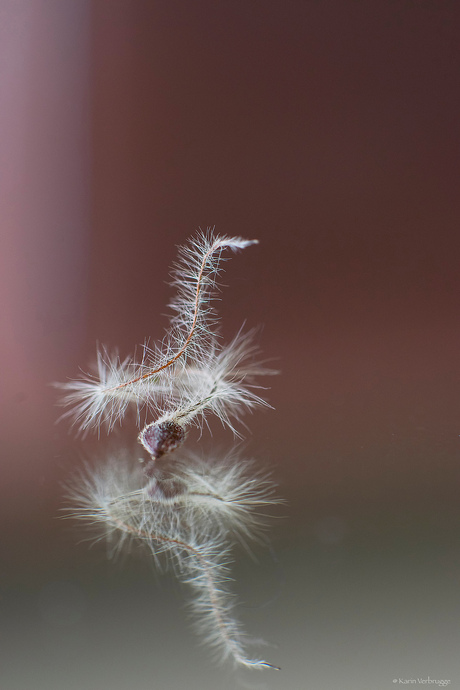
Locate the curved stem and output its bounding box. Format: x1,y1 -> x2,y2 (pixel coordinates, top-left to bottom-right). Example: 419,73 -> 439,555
103,238 -> 244,395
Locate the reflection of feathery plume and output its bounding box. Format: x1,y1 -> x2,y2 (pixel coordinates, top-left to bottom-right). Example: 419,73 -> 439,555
66,452 -> 281,669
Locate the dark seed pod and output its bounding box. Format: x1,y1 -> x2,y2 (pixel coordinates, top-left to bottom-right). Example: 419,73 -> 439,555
139,420 -> 186,460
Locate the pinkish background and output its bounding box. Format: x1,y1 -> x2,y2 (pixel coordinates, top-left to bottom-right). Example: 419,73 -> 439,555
1,1 -> 460,689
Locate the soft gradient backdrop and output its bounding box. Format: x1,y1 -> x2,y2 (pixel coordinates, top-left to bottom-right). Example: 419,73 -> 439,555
1,1 -> 460,688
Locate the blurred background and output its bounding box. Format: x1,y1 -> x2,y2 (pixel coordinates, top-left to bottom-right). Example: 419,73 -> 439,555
1,1 -> 460,688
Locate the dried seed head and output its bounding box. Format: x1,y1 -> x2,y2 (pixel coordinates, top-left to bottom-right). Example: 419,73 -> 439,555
139,420 -> 186,459
58,230 -> 280,671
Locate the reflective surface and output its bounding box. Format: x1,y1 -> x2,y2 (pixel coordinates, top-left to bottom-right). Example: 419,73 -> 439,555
1,1 -> 460,688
